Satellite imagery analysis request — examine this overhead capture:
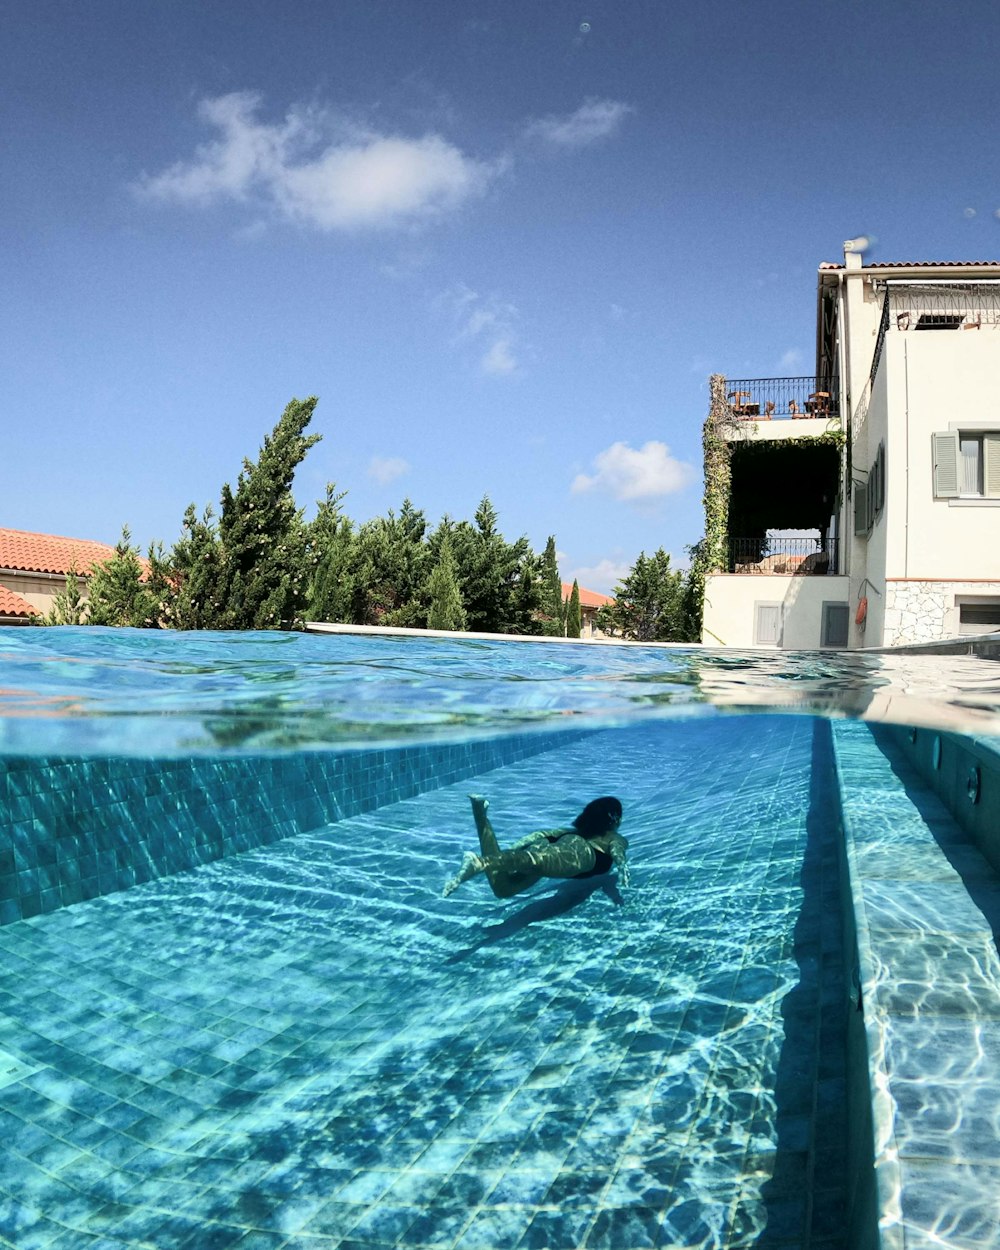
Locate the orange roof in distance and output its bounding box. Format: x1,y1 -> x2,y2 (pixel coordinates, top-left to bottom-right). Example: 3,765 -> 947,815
561,581 -> 615,609
0,528 -> 117,576
0,583 -> 40,618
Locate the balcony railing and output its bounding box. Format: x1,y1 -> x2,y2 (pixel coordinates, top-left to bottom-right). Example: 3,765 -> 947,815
725,376 -> 840,421
885,282 -> 1000,330
728,536 -> 839,575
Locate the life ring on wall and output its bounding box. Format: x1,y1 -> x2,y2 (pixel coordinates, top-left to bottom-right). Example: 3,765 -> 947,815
855,597 -> 868,626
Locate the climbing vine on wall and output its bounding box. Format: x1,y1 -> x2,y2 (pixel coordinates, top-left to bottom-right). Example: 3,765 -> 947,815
688,379 -> 847,636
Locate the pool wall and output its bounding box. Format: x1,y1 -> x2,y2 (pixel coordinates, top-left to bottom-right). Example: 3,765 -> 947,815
0,732 -> 571,926
882,725 -> 1000,872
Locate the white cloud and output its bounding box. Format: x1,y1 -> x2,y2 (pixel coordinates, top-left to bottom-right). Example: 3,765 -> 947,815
481,337 -> 517,375
136,91 -> 499,231
566,557 -> 631,595
440,283 -> 521,376
571,440 -> 693,502
368,455 -> 410,485
778,347 -> 804,371
525,98 -> 632,148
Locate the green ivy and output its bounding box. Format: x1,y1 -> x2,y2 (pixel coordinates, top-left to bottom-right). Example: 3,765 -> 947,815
689,380 -> 846,639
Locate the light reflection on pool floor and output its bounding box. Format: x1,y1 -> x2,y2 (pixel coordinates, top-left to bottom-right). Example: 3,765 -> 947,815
0,718 -> 847,1249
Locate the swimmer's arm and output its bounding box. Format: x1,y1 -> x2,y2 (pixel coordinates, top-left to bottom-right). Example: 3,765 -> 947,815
603,832 -> 631,887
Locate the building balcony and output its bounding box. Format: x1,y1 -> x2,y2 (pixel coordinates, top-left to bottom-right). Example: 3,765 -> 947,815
727,536 -> 839,575
725,376 -> 840,421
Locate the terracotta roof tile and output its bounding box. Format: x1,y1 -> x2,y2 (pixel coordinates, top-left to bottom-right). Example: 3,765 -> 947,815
562,582 -> 615,609
0,528 -> 117,576
0,582 -> 40,618
868,260 -> 1000,268
820,260 -> 1000,272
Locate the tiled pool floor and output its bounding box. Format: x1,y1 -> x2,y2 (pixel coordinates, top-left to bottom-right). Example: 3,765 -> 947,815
0,718 -> 847,1249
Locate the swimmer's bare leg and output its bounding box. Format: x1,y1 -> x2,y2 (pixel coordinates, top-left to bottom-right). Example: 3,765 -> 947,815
442,795 -> 503,897
470,795 -> 500,858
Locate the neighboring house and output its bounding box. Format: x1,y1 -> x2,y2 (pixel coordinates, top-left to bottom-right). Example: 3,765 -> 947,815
701,245 -> 1000,649
561,582 -> 615,639
0,528 -> 118,624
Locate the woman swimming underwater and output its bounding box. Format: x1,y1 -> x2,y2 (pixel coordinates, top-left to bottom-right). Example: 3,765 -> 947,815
443,795 -> 629,899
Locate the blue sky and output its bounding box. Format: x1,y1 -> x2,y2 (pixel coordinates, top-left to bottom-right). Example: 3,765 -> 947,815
4,0 -> 999,592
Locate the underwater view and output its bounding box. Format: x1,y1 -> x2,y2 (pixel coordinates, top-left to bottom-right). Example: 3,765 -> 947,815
2,629 -> 1000,1250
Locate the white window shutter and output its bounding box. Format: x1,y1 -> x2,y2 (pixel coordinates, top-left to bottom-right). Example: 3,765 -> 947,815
984,434 -> 1000,499
932,432 -> 960,497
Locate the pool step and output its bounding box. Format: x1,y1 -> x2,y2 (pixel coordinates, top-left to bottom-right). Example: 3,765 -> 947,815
832,720 -> 1000,1250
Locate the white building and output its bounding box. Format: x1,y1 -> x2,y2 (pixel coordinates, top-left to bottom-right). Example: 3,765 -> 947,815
701,245 -> 1000,649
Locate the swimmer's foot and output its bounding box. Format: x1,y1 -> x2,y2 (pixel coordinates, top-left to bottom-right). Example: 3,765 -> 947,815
443,851 -> 485,897
469,794 -> 489,814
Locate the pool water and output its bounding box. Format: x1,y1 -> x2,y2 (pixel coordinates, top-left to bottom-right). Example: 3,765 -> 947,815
2,628 -> 1000,1250
1,716 -> 846,1250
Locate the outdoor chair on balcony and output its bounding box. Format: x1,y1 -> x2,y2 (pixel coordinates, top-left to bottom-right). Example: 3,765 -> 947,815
805,391 -> 831,415
789,400 -> 803,417
728,390 -> 760,418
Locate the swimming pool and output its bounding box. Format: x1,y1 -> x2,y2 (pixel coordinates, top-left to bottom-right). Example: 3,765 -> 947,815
1,629 -> 1000,1249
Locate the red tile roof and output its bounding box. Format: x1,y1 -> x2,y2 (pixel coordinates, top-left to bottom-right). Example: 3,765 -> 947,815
562,582 -> 615,609
0,583 -> 40,618
0,528 -> 117,576
820,260 -> 1000,271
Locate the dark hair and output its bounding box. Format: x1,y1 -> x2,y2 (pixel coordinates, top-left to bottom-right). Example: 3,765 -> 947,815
572,796 -> 623,839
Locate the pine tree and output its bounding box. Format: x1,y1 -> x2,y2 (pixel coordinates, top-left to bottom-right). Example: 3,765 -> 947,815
213,397 -> 321,630
86,528 -> 159,627
451,496 -> 542,634
566,579 -> 582,639
540,536 -> 564,636
597,548 -> 689,642
46,563 -> 85,625
427,533 -> 467,631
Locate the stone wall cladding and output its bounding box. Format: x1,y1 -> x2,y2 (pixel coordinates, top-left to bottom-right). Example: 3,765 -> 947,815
883,581 -> 1000,646
0,731 -> 575,926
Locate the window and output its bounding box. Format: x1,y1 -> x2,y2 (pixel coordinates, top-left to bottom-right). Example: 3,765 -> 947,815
915,313 -> 964,331
754,602 -> 782,646
933,431 -> 1000,499
822,602 -> 850,648
957,599 -> 1000,636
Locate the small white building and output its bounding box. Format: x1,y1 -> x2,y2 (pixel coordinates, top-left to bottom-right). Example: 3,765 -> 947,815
701,246 -> 1000,649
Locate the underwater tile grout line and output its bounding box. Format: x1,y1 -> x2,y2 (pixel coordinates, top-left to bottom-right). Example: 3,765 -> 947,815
0,730 -> 583,927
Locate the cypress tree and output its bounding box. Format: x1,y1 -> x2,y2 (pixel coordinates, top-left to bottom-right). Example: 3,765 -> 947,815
306,483 -> 356,623
169,505 -> 222,630
566,578 -> 582,639
86,527 -> 159,627
540,535 -> 564,636
46,563 -> 85,625
427,533 -> 467,631
213,397 -> 321,630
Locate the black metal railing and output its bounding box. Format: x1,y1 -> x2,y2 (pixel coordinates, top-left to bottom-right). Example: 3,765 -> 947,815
728,536 -> 839,575
725,376 -> 840,421
885,282 -> 1000,331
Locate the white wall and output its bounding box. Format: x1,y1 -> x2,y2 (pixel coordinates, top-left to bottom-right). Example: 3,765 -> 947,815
883,332 -> 1000,580
703,574 -> 850,648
